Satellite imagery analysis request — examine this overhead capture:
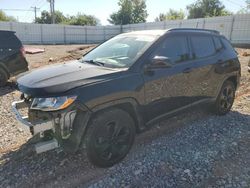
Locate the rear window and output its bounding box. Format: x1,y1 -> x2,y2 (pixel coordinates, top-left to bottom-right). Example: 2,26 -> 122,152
191,35 -> 216,59
0,33 -> 22,48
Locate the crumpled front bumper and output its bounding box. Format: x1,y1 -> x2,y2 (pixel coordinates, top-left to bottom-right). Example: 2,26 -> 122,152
12,100 -> 59,153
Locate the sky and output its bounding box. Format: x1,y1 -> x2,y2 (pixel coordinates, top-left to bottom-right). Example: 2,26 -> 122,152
0,0 -> 247,25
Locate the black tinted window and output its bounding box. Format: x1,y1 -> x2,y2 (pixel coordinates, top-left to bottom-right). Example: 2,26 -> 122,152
0,33 -> 21,48
213,37 -> 223,51
152,36 -> 189,63
191,35 -> 216,58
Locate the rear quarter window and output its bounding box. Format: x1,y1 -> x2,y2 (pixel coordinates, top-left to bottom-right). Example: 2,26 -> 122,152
0,33 -> 22,48
191,35 -> 216,59
213,36 -> 223,51
221,37 -> 236,54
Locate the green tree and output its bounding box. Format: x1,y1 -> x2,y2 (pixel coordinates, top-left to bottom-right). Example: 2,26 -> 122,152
35,11 -> 98,26
35,10 -> 66,24
155,9 -> 185,21
108,0 -> 148,25
66,13 -> 99,26
132,0 -> 148,23
187,0 -> 232,19
0,10 -> 17,22
155,13 -> 167,22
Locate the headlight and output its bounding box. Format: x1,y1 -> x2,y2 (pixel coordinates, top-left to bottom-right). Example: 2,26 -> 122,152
31,96 -> 77,111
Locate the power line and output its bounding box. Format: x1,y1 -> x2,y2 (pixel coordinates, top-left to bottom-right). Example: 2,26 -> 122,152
35,0 -> 47,9
31,6 -> 40,20
0,8 -> 33,12
225,0 -> 245,8
24,0 -> 46,22
39,1 -> 48,9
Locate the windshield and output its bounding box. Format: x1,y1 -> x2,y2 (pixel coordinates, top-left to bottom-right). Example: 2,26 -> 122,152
81,34 -> 158,68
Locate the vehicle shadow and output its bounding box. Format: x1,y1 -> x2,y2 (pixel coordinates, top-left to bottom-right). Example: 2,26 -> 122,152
0,81 -> 17,96
0,107 -> 250,188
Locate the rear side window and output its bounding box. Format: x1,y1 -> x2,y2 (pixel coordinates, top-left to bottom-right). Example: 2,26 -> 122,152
213,36 -> 223,51
191,35 -> 216,59
0,33 -> 22,48
152,36 -> 189,63
221,38 -> 236,54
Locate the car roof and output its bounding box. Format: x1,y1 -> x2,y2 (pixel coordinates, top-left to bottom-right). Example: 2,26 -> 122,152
121,30 -> 168,36
0,30 -> 15,35
123,28 -> 220,37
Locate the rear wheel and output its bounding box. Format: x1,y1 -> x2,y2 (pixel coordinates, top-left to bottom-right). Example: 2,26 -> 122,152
0,68 -> 8,87
85,108 -> 135,167
212,80 -> 236,115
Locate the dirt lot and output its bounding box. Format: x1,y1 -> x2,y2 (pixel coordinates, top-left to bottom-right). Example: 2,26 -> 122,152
25,45 -> 96,69
0,46 -> 250,187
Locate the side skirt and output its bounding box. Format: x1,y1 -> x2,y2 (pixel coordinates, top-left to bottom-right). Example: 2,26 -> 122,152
145,98 -> 213,127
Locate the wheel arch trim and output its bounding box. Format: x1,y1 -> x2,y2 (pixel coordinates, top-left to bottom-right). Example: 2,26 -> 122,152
63,98 -> 144,153
0,62 -> 10,77
90,97 -> 145,132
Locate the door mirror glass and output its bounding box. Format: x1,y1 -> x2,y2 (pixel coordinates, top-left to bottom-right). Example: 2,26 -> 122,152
148,56 -> 173,69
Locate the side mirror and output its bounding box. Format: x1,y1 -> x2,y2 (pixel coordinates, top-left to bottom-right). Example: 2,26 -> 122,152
147,56 -> 173,69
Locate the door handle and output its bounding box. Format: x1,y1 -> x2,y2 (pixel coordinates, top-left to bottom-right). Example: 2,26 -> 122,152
182,68 -> 193,73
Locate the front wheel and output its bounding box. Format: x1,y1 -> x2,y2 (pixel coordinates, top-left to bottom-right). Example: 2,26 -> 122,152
212,80 -> 236,115
85,108 -> 135,167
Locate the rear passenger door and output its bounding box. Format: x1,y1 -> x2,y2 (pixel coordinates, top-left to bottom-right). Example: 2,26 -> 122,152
189,34 -> 222,98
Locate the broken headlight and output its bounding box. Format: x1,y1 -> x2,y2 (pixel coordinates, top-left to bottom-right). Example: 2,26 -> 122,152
31,96 -> 77,112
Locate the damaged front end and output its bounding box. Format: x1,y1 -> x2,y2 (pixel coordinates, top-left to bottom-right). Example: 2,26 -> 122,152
12,94 -> 79,154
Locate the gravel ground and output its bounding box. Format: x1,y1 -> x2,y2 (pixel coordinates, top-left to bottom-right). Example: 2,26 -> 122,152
0,47 -> 249,187
88,111 -> 250,188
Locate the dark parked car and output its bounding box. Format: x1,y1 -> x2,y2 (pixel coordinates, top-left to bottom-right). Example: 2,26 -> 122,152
0,30 -> 28,86
12,28 -> 240,167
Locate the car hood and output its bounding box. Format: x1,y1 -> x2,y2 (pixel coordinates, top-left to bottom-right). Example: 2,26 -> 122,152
17,60 -> 124,97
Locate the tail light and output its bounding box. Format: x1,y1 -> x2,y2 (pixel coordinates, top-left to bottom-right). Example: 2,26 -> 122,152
20,46 -> 26,58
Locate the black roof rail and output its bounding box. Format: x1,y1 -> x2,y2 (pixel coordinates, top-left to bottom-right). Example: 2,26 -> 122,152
168,28 -> 220,34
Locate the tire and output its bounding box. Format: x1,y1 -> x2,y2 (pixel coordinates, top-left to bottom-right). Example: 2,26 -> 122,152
212,80 -> 236,115
0,68 -> 8,87
85,108 -> 135,167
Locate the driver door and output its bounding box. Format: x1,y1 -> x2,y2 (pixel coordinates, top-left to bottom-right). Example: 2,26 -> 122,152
143,34 -> 197,122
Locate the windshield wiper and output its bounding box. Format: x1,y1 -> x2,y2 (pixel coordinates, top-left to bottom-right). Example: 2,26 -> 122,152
84,60 -> 105,67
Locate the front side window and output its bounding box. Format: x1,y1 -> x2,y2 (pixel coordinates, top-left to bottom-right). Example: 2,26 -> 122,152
191,35 -> 216,59
81,34 -> 158,68
151,36 -> 189,63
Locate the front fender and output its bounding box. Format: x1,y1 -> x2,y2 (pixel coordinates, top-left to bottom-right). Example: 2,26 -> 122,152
63,97 -> 144,153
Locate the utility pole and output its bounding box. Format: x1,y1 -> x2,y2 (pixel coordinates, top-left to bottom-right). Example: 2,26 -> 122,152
31,6 -> 40,21
47,0 -> 55,24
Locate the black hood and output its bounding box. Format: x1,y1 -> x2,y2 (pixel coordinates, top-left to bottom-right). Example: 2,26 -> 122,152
17,60 -> 123,97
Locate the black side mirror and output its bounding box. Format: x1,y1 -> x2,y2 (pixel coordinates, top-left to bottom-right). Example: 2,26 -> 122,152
147,56 -> 173,69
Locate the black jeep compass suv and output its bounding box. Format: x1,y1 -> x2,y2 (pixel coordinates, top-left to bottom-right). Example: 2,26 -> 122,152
12,28 -> 240,167
0,30 -> 28,86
